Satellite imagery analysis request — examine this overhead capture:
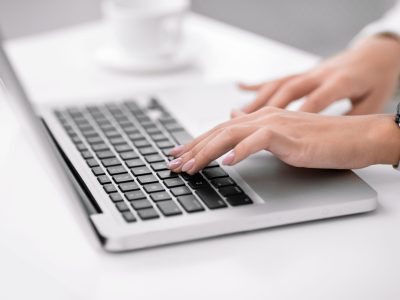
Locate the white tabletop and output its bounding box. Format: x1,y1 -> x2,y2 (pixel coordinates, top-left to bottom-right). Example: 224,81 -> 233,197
1,13 -> 400,300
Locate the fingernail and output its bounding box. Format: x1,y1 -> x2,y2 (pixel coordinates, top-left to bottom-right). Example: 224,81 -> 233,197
169,145 -> 185,156
181,158 -> 195,172
222,151 -> 235,165
168,158 -> 183,169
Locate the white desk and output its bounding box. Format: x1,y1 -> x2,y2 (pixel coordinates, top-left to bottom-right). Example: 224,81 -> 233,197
1,13 -> 400,300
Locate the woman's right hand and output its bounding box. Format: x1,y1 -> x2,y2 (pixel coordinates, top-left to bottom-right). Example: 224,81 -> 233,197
235,35 -> 400,117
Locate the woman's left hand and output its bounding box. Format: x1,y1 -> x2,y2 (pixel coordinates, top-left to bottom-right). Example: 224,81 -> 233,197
167,107 -> 400,174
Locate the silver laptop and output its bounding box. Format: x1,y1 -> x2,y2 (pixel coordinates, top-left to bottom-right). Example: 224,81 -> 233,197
0,37 -> 377,252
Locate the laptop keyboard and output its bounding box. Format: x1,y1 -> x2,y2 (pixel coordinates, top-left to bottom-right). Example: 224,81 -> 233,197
54,99 -> 253,223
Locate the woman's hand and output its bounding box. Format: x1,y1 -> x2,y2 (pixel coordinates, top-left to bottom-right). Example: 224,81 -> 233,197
235,35 -> 400,116
167,107 -> 400,174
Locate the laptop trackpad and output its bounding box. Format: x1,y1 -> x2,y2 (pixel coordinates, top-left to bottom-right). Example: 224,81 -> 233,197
232,152 -> 374,208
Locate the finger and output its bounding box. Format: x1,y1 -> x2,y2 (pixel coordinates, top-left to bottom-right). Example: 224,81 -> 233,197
299,81 -> 349,113
241,75 -> 298,114
170,108 -> 271,158
179,125 -> 258,174
169,126 -> 228,172
223,128 -> 297,166
230,108 -> 246,119
267,76 -> 319,108
346,95 -> 381,115
237,82 -> 264,91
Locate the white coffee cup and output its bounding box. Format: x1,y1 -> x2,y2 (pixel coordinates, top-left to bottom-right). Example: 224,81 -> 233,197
102,0 -> 190,59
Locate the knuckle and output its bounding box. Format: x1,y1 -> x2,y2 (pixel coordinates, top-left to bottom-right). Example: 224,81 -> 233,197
261,106 -> 280,114
235,141 -> 249,156
261,128 -> 274,141
196,146 -> 212,163
333,72 -> 352,85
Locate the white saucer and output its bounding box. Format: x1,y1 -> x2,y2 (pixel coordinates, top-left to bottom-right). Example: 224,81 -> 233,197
95,40 -> 196,73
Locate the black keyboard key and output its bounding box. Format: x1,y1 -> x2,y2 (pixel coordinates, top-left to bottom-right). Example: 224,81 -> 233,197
202,167 -> 228,179
125,190 -> 146,201
164,123 -> 183,132
103,184 -> 117,193
150,133 -> 168,141
119,182 -> 140,192
126,158 -> 145,168
139,147 -> 157,156
156,140 -> 174,149
82,130 -> 98,138
137,208 -> 159,220
128,132 -> 144,141
91,166 -> 105,176
164,177 -> 185,188
141,121 -> 155,128
157,170 -> 178,179
109,192 -> 123,202
171,186 -> 191,196
158,116 -> 176,124
186,174 -> 208,189
99,124 -> 115,132
97,150 -> 115,159
71,136 -> 82,144
115,144 -> 132,153
119,120 -> 134,127
120,151 -> 139,160
76,143 -> 88,152
219,186 -> 243,197
157,200 -> 182,216
226,194 -> 253,206
109,137 -> 126,145
211,177 -> 235,188
104,130 -> 121,138
196,187 -> 227,209
151,162 -> 168,171
145,154 -> 164,163
130,199 -> 153,210
122,211 -> 136,223
86,158 -> 99,167
87,136 -> 104,144
204,160 -> 219,168
92,143 -> 110,152
81,151 -> 93,159
97,175 -> 111,185
116,202 -> 130,212
143,183 -> 164,193
113,173 -> 134,183
137,174 -> 158,184
101,157 -> 121,167
177,195 -> 205,213
133,139 -> 151,148
123,126 -> 138,134
162,148 -> 174,156
131,166 -> 151,176
107,165 -> 127,175
145,127 -> 161,135
150,191 -> 171,202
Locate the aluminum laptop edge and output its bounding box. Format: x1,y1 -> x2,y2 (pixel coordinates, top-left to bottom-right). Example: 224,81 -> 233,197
0,38 -> 377,252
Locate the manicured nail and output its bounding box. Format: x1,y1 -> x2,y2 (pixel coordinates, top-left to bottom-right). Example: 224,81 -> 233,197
222,151 -> 235,165
181,158 -> 195,172
168,158 -> 183,169
169,145 -> 185,156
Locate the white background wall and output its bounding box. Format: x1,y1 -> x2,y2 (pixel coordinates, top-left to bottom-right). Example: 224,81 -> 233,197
0,0 -> 396,56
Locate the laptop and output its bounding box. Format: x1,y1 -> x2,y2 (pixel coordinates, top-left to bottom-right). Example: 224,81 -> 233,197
0,37 -> 377,252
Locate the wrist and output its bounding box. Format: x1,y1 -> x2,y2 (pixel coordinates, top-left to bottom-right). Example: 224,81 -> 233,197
372,114 -> 400,165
